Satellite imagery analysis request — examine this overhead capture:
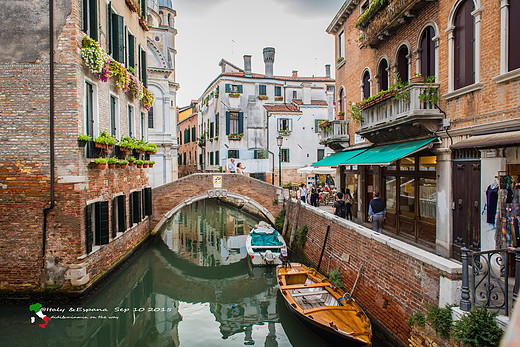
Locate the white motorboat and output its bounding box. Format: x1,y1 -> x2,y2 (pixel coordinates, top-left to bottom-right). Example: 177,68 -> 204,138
246,222 -> 287,266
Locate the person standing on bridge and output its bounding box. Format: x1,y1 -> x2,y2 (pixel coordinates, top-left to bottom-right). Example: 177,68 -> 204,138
237,162 -> 247,175
227,158 -> 237,173
368,191 -> 386,233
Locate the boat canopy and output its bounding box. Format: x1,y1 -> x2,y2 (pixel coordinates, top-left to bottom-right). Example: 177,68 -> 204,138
251,230 -> 283,247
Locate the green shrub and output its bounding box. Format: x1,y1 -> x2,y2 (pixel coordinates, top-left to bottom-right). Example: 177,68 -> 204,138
452,306 -> 503,347
295,225 -> 308,247
328,267 -> 343,289
426,304 -> 454,339
406,312 -> 426,327
274,210 -> 286,232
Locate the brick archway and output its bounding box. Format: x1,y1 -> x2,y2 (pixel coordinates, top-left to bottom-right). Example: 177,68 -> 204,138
151,173 -> 284,234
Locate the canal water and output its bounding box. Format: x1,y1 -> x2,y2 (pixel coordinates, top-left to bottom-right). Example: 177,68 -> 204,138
1,199 -> 392,347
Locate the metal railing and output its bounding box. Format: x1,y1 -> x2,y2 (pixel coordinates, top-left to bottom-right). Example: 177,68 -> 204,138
319,120 -> 349,143
460,247 -> 520,316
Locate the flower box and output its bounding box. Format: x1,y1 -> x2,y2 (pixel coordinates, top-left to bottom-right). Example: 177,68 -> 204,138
275,96 -> 283,101
258,95 -> 268,100
319,121 -> 331,129
139,18 -> 149,31
360,91 -> 396,110
410,76 -> 425,83
337,112 -> 345,120
229,93 -> 241,98
125,0 -> 139,12
228,134 -> 243,140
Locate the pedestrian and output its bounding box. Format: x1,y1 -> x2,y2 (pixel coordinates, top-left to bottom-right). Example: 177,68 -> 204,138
227,158 -> 237,173
368,191 -> 386,233
345,188 -> 353,221
237,162 -> 247,174
310,184 -> 319,207
333,192 -> 347,218
299,184 -> 307,203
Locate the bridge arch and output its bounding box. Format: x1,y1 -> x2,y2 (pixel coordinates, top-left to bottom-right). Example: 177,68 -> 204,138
151,174 -> 284,234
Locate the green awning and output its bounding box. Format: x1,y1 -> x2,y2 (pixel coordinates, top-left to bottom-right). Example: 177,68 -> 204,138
343,138 -> 438,166
312,148 -> 368,167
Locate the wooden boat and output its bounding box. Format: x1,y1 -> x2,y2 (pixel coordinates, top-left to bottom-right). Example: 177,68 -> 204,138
277,263 -> 372,346
246,222 -> 287,266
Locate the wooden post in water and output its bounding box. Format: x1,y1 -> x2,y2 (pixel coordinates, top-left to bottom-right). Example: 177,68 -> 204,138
282,198 -> 290,238
289,199 -> 301,246
317,225 -> 330,272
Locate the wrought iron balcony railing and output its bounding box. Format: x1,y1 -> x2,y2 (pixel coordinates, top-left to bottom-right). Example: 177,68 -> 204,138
319,120 -> 350,151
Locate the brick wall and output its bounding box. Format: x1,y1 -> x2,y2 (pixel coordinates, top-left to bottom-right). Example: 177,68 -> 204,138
285,198 -> 461,345
151,173 -> 283,232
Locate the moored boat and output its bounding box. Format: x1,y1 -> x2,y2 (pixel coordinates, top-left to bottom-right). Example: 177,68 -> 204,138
246,222 -> 287,266
277,263 -> 372,346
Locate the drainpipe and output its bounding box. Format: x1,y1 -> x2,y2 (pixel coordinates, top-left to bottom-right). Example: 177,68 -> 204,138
42,0 -> 55,273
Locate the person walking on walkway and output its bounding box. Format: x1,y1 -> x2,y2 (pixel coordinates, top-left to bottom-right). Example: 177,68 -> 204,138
345,188 -> 353,221
368,191 -> 386,233
333,192 -> 347,218
299,184 -> 307,203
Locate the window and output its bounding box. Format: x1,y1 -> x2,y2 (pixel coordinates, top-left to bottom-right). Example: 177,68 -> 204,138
378,59 -> 389,91
292,90 -> 297,99
397,45 -> 409,83
362,71 -> 371,100
509,0 -> 520,71
178,154 -> 181,166
420,26 -> 436,78
275,86 -> 282,97
281,149 -> 290,162
225,84 -> 243,93
228,150 -> 239,159
315,119 -> 326,133
85,201 -> 109,253
192,126 -> 196,141
183,152 -> 186,165
419,178 -> 436,220
111,10 -> 124,63
454,0 -> 475,89
148,107 -> 154,128
338,87 -> 345,114
215,113 -> 219,135
129,191 -> 142,225
210,122 -> 214,138
209,152 -> 214,165
85,81 -> 95,138
128,32 -> 135,70
259,84 -> 267,96
215,151 -> 219,165
385,176 -> 397,212
278,118 -> 292,133
184,128 -> 190,143
112,195 -> 126,237
254,149 -> 268,159
226,111 -> 242,135
399,177 -> 415,217
140,0 -> 147,19
110,95 -> 117,136
128,105 -> 134,137
140,47 -> 147,87
82,0 -> 98,41
317,149 -> 325,161
142,187 -> 152,217
178,131 -> 182,145
338,31 -> 345,59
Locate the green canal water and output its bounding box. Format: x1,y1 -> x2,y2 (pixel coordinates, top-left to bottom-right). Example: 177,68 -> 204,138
1,199 -> 391,346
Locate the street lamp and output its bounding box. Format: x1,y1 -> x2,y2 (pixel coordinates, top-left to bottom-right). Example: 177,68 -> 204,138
276,135 -> 283,187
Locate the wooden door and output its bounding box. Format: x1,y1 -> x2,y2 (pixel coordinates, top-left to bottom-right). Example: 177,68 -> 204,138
452,161 -> 481,260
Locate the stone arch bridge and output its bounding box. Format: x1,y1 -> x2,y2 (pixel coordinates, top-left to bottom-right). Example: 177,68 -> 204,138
150,173 -> 285,234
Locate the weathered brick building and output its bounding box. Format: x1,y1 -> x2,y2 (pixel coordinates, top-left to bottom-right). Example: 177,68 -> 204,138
177,101 -> 199,177
324,0 -> 520,259
0,0 -> 154,292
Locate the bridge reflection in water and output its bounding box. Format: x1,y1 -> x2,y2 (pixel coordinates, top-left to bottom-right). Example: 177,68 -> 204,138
1,199 -> 329,346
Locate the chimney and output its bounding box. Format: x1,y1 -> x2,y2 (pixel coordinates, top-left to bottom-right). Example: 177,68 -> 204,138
292,70 -> 298,78
325,64 -> 331,78
243,55 -> 252,76
263,47 -> 275,78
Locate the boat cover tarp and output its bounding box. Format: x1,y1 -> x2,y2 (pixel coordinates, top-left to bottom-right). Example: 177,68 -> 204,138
250,230 -> 283,247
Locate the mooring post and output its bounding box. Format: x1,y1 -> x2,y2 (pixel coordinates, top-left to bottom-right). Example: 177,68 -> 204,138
282,198 -> 291,238
460,247 -> 472,311
317,225 -> 330,273
289,200 -> 301,246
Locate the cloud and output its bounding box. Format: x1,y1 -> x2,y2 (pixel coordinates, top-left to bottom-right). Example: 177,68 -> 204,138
172,0 -> 233,13
279,0 -> 344,18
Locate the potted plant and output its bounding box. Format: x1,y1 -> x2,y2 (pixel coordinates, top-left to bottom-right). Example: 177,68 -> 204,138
143,161 -> 149,168
135,160 -> 144,168
143,142 -> 157,155
229,92 -> 241,98
94,157 -> 108,170
128,156 -> 136,166
118,136 -> 135,155
258,95 -> 268,100
94,131 -> 118,151
337,111 -> 345,120
107,157 -> 118,169
118,159 -> 129,169
78,134 -> 91,147
410,73 -> 425,83
275,96 -> 283,101
148,160 -> 155,168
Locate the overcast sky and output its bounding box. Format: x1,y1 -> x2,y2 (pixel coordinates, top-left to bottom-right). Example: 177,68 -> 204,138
173,0 -> 344,107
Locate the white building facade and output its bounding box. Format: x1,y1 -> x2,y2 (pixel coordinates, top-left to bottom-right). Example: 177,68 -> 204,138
146,0 -> 179,187
198,48 -> 334,184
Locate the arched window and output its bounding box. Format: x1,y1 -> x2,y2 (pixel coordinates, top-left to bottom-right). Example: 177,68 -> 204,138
362,71 -> 371,100
397,45 -> 409,83
168,13 -> 173,27
509,0 -> 520,71
338,88 -> 345,114
420,26 -> 436,78
454,0 -> 475,89
378,59 -> 389,91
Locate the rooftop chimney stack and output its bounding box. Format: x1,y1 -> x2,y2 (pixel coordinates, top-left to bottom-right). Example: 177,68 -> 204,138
263,47 -> 275,78
243,55 -> 252,76
292,70 -> 298,78
325,65 -> 331,78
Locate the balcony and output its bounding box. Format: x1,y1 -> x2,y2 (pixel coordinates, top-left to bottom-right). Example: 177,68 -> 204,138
357,0 -> 434,48
358,83 -> 443,143
319,120 -> 350,151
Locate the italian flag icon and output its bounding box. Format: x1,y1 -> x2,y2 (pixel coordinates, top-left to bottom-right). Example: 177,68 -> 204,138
29,303 -> 51,328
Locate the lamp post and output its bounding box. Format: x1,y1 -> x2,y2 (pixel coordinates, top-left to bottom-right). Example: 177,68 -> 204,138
276,135 -> 283,187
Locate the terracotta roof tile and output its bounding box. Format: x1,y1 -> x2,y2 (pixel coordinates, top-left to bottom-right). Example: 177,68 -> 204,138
264,104 -> 300,112
311,100 -> 328,105
221,72 -> 334,82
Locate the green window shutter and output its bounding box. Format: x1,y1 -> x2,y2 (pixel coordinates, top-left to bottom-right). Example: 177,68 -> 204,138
141,0 -> 147,18
112,198 -> 117,238
254,150 -> 258,159
141,189 -> 146,220
132,192 -> 141,224
118,195 -> 126,232
89,0 -> 98,41
141,48 -> 147,87
145,187 -> 152,216
83,0 -> 89,33
226,111 -> 230,135
99,201 -> 109,245
216,113 -> 219,134
192,127 -> 196,142
210,122 -> 214,138
238,112 -> 244,134
107,3 -> 112,54
238,85 -> 243,93
215,151 -> 219,165
128,32 -> 135,69
112,13 -> 124,63
210,152 -> 214,165
94,202 -> 101,245
85,204 -> 93,253
287,149 -> 290,162
225,84 -> 231,93
186,128 -> 190,142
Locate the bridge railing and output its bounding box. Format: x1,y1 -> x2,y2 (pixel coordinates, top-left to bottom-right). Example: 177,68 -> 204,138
460,247 -> 520,316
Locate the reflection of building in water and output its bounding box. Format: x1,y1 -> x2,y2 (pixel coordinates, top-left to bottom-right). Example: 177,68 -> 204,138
210,282 -> 278,343
162,199 -> 261,266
